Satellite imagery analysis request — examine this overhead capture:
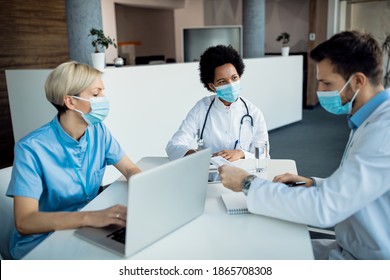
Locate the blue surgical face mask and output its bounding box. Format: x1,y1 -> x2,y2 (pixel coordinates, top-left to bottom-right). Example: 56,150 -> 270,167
72,96 -> 110,125
214,80 -> 241,103
316,76 -> 359,115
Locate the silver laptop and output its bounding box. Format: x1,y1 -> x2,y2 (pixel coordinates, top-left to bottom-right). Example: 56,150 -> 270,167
74,148 -> 211,257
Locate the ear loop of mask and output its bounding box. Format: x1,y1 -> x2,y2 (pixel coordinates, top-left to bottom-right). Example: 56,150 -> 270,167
339,75 -> 354,95
71,95 -> 90,115
344,75 -> 360,105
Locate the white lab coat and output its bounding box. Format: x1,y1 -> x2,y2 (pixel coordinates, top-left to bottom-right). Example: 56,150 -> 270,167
247,98 -> 390,259
166,95 -> 269,160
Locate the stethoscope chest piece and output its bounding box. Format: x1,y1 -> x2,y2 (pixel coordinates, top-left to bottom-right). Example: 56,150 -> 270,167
197,138 -> 205,150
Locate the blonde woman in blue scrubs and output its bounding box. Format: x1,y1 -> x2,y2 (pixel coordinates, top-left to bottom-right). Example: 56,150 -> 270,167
6,61 -> 141,259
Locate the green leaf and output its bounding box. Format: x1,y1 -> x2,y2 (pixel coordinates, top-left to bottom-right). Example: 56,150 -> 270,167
88,28 -> 117,53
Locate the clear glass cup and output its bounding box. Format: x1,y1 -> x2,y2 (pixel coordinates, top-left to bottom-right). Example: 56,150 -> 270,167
254,141 -> 268,173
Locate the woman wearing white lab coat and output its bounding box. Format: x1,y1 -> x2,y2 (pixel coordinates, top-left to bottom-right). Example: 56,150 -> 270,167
166,45 -> 269,161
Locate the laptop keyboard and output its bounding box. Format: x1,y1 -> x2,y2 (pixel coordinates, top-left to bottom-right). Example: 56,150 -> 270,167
107,227 -> 126,244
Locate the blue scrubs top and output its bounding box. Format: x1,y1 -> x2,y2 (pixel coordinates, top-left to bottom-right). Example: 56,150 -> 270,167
6,115 -> 124,259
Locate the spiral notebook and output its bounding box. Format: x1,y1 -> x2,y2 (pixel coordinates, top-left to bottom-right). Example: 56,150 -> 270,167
221,192 -> 249,215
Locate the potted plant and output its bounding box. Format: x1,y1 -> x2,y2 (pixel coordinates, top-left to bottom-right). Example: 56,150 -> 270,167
276,32 -> 290,56
88,28 -> 117,70
382,33 -> 390,88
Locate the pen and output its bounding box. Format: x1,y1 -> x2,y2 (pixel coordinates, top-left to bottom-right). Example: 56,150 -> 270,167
288,181 -> 306,187
233,140 -> 238,149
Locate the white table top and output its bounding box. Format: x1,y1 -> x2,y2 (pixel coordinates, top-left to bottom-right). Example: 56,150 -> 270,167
24,159 -> 314,260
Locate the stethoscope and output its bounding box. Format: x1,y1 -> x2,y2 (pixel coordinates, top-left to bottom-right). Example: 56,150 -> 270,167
197,97 -> 254,150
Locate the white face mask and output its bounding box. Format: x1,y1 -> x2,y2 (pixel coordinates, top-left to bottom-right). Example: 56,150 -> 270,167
72,96 -> 110,125
316,76 -> 359,115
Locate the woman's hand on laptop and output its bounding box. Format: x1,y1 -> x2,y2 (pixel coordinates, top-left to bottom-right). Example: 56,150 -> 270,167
84,204 -> 127,228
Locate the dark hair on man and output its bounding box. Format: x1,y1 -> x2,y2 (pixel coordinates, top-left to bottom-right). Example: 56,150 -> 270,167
199,45 -> 245,92
310,30 -> 383,85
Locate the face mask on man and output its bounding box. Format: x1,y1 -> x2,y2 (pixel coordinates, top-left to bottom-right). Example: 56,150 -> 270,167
214,80 -> 241,103
316,76 -> 359,115
72,96 -> 110,125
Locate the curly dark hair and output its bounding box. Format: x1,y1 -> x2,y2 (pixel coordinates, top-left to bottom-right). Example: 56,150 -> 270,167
310,30 -> 383,86
199,45 -> 245,92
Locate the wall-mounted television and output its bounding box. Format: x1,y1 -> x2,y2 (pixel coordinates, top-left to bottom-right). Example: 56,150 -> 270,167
183,25 -> 243,62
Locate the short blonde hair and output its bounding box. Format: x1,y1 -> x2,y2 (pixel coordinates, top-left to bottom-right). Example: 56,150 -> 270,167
45,61 -> 102,113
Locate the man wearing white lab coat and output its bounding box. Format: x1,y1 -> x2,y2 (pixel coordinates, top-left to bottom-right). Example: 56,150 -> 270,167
218,31 -> 390,260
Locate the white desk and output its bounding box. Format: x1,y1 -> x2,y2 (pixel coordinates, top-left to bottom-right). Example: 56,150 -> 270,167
24,159 -> 314,260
